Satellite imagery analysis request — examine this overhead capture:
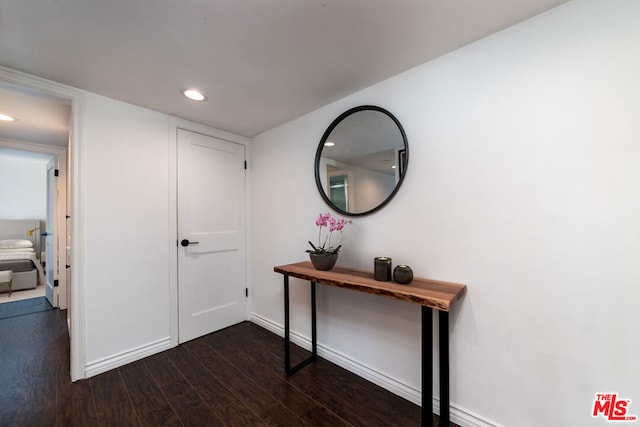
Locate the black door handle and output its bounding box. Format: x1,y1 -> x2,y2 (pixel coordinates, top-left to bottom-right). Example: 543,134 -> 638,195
180,239 -> 200,247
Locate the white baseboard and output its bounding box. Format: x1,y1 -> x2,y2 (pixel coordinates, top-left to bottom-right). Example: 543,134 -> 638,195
249,312 -> 499,427
84,337 -> 173,378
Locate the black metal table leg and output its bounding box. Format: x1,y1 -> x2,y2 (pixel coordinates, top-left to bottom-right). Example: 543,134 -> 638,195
422,306 -> 433,427
439,310 -> 450,426
284,276 -> 317,375
284,274 -> 291,370
311,281 -> 317,356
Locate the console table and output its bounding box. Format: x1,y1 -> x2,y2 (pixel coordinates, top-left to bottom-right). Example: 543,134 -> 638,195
274,261 -> 466,427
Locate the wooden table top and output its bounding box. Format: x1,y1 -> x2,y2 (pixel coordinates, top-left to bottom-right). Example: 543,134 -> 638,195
274,261 -> 466,312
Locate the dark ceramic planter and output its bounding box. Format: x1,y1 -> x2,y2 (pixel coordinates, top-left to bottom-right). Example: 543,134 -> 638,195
309,253 -> 339,271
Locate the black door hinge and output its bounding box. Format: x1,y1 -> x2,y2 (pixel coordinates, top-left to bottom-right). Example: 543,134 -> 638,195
245,288 -> 248,297
54,279 -> 59,287
54,169 -> 59,177
244,160 -> 247,170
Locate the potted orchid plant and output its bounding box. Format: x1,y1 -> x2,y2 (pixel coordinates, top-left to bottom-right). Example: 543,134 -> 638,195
306,213 -> 352,270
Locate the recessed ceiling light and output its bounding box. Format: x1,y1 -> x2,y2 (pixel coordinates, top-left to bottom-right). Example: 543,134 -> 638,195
324,141 -> 335,147
182,89 -> 207,101
391,165 -> 397,169
0,113 -> 16,122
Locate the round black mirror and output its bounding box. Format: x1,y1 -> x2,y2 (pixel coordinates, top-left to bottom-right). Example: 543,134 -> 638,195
315,106 -> 408,216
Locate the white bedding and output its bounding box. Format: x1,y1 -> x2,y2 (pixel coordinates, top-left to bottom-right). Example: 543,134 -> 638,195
0,251 -> 46,286
0,239 -> 33,249
0,248 -> 35,254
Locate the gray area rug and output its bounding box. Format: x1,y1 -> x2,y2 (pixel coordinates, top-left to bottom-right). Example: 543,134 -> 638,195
0,297 -> 53,320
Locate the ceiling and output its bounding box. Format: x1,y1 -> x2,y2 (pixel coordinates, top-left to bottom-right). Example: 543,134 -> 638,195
0,0 -> 569,143
0,82 -> 71,147
0,147 -> 54,163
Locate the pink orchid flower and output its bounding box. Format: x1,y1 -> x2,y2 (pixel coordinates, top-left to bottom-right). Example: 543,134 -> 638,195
307,213 -> 352,255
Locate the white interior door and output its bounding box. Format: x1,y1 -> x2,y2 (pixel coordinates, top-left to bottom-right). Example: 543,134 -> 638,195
177,129 -> 247,344
45,159 -> 57,307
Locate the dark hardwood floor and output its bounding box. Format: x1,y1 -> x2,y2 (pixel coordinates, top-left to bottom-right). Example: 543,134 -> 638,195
0,300 -> 456,426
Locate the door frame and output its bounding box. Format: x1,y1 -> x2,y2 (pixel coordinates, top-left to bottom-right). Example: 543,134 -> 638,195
0,140 -> 68,306
0,65 -> 86,381
169,118 -> 250,347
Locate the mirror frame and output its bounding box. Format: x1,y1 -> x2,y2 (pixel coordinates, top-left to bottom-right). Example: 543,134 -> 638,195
314,105 -> 409,217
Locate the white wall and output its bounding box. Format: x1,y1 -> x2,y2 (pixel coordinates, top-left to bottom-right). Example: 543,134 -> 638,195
82,93 -> 173,372
0,153 -> 48,221
249,1 -> 640,426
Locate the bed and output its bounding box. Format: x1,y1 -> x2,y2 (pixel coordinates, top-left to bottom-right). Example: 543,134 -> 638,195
0,219 -> 46,293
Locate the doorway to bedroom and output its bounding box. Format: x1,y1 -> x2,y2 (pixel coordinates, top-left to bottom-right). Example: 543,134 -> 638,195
0,81 -> 71,310
0,67 -> 83,381
0,151 -> 53,305
0,150 -> 68,309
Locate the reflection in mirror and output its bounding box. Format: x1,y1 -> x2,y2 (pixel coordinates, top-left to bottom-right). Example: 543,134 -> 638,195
315,106 -> 408,216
